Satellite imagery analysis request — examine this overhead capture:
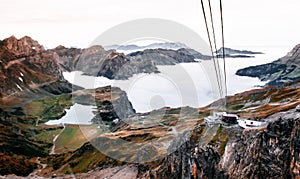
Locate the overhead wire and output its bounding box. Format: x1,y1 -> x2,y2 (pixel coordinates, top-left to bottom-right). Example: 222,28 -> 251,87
200,0 -> 223,97
207,0 -> 223,97
219,0 -> 228,108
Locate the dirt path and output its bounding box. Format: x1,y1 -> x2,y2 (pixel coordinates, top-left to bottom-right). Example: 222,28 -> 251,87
50,124 -> 65,155
4,57 -> 26,69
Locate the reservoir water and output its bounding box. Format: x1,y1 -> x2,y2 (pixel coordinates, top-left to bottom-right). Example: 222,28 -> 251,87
45,103 -> 97,125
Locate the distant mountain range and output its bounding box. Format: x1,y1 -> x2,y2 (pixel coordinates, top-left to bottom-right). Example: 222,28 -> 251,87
105,42 -> 189,51
55,45 -> 211,80
106,43 -> 264,58
236,44 -> 300,85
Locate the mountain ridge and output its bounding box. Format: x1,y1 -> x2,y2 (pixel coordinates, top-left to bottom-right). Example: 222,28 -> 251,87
0,36 -> 76,99
236,44 -> 300,85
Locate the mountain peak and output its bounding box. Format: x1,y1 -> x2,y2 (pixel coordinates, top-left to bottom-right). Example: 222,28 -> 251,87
54,45 -> 67,50
5,35 -> 18,41
1,36 -> 44,56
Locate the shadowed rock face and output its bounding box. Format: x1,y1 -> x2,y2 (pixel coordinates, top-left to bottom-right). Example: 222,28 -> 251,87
225,116 -> 300,178
81,86 -> 136,122
141,112 -> 300,179
236,44 -> 300,86
72,86 -> 136,122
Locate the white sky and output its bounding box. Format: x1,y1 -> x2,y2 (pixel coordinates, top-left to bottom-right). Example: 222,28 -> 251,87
0,0 -> 299,49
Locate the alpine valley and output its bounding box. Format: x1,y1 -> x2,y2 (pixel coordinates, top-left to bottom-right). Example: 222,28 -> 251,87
0,36 -> 299,179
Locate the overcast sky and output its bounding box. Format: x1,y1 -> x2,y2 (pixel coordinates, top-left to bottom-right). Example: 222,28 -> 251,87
0,0 -> 299,49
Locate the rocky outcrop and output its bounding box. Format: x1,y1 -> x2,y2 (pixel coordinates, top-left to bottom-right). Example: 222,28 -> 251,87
236,44 -> 300,85
52,45 -> 83,72
90,86 -> 135,122
95,52 -> 157,80
145,130 -> 226,179
0,36 -> 76,98
72,86 -> 135,122
127,48 -> 210,66
225,116 -> 300,178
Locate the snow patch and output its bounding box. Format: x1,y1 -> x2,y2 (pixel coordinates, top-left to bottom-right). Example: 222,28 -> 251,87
16,84 -> 22,91
18,77 -> 23,82
20,72 -> 24,77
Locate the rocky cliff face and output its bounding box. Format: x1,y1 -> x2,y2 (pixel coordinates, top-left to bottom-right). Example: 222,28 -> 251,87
236,44 -> 300,85
142,112 -> 299,179
72,86 -> 136,122
0,36 -> 75,98
226,114 -> 300,178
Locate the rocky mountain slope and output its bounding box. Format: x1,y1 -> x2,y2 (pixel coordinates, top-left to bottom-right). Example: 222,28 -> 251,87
18,80 -> 298,179
0,85 -> 135,177
55,46 -> 210,80
0,108 -> 55,176
0,36 -> 76,100
145,111 -> 299,179
236,44 -> 300,85
0,81 -> 299,178
53,45 -> 158,80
